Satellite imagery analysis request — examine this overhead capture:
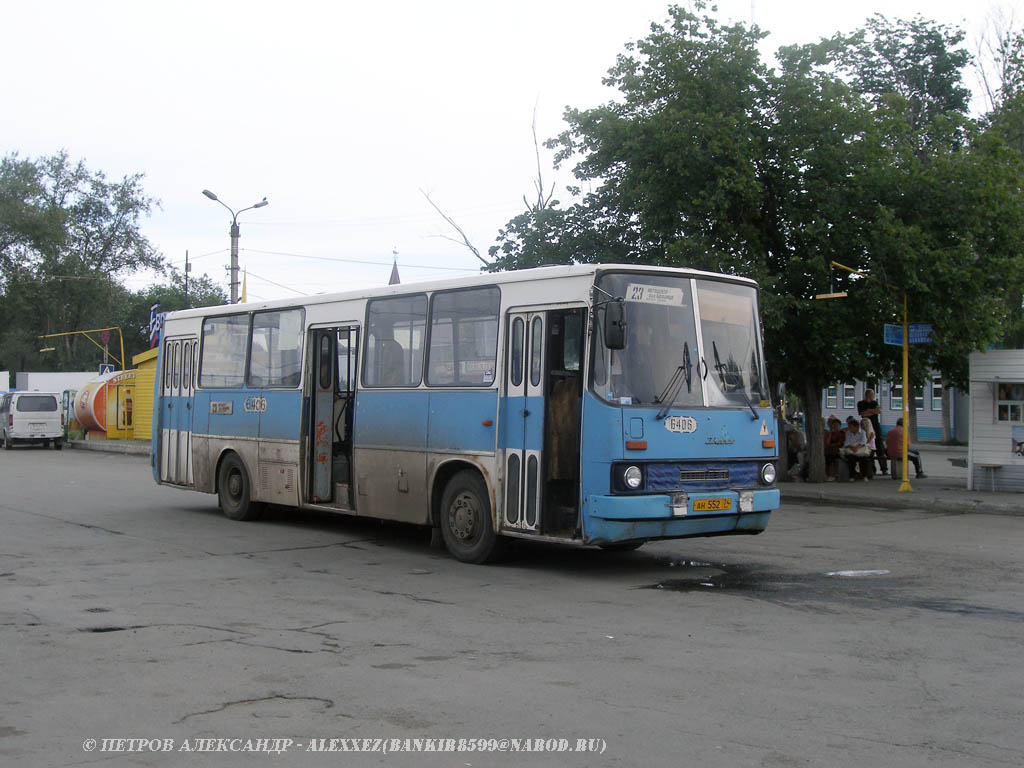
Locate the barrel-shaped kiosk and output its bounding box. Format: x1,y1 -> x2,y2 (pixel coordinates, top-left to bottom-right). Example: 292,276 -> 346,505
74,370 -> 136,439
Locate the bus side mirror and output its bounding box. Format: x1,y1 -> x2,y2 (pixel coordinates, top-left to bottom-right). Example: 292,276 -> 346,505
604,300 -> 627,350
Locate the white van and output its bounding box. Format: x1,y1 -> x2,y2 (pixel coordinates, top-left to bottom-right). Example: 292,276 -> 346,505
0,392 -> 64,450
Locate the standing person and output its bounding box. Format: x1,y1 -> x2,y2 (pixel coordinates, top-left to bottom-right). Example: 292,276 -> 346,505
857,388 -> 888,474
885,418 -> 926,478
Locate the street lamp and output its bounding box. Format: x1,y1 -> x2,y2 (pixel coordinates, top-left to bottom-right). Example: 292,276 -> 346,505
202,189 -> 268,304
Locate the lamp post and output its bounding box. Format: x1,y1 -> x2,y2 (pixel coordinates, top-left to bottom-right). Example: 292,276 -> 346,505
38,327 -> 126,372
202,189 -> 268,304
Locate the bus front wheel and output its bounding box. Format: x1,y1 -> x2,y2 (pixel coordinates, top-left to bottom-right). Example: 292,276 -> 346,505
218,453 -> 264,521
599,542 -> 645,552
440,470 -> 502,564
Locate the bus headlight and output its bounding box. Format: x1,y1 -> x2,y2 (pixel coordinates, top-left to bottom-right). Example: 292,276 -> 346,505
760,462 -> 777,485
623,465 -> 643,490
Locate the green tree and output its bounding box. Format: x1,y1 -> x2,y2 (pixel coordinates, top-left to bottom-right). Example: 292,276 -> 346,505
489,4 -> 1024,479
829,15 -> 1024,441
0,150 -> 162,372
116,270 -> 227,362
978,21 -> 1024,350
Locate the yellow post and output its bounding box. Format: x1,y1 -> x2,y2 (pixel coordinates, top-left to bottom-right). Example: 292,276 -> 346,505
898,293 -> 913,492
37,327 -> 127,369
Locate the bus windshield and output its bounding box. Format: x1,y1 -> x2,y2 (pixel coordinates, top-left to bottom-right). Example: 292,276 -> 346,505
593,273 -> 767,409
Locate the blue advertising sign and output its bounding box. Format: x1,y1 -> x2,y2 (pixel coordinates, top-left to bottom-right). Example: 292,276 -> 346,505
884,323 -> 933,346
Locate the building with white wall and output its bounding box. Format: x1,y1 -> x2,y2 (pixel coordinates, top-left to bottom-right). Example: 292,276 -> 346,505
14,371 -> 97,393
968,350 -> 1024,492
821,374 -> 968,442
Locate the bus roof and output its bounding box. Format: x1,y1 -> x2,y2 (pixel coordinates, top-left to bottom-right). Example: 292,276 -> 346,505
165,263 -> 759,320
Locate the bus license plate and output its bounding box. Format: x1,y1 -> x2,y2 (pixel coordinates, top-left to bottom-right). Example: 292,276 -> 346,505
693,497 -> 732,512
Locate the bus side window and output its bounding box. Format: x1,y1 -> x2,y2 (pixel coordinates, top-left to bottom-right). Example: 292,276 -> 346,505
562,313 -> 582,372
249,308 -> 304,388
337,332 -> 355,394
510,317 -> 524,387
379,339 -> 405,386
364,295 -> 426,388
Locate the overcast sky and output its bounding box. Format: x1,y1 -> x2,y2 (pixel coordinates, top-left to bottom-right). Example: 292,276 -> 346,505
1,0 -> 1016,303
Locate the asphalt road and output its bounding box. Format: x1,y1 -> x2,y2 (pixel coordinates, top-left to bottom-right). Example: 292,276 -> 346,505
1,448 -> 1022,767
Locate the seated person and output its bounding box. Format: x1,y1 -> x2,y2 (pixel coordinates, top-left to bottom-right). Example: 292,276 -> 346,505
842,416 -> 873,480
884,418 -> 926,478
824,416 -> 844,480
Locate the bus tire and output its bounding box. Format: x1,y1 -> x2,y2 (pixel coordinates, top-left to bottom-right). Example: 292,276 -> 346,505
599,542 -> 644,552
439,470 -> 502,564
218,453 -> 264,521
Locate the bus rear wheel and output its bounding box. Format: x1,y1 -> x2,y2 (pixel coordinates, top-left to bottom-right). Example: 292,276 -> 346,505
218,453 -> 264,521
439,470 -> 502,564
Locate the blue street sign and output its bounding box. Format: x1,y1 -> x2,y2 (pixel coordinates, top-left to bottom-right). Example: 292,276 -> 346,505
884,323 -> 933,346
98,363 -> 115,375
909,323 -> 934,344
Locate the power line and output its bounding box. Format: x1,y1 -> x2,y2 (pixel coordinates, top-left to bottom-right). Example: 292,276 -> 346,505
242,270 -> 307,296
241,248 -> 478,272
168,248 -> 227,266
239,199 -> 522,228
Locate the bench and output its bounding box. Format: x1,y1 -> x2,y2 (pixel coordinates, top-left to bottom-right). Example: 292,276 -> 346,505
975,463 -> 1003,492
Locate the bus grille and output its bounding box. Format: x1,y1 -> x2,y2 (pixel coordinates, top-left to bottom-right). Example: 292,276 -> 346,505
646,462 -> 758,492
678,469 -> 729,483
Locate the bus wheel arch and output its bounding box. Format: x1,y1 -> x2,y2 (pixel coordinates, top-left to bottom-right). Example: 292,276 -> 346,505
430,460 -> 495,528
215,449 -> 265,522
433,463 -> 503,564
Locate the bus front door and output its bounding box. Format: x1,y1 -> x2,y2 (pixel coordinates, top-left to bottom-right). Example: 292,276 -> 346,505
503,311 -> 544,532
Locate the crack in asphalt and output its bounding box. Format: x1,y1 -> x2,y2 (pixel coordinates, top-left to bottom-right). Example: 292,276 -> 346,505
226,537 -> 382,556
174,694 -> 335,724
372,590 -> 453,605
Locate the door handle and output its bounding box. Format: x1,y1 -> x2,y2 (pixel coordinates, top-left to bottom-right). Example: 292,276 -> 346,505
522,408 -> 530,417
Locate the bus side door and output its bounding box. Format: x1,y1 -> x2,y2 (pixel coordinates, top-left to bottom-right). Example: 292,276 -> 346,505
310,329 -> 336,502
503,311 -> 544,531
159,335 -> 198,486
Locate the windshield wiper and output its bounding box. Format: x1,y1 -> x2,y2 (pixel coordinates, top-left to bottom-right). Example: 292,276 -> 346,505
737,381 -> 760,420
655,342 -> 693,421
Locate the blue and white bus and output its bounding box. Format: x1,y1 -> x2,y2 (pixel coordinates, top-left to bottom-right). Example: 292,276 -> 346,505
153,264 -> 779,562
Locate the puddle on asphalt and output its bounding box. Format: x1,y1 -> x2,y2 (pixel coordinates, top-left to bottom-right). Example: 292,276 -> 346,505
641,562 -> 787,593
638,562 -> 1022,622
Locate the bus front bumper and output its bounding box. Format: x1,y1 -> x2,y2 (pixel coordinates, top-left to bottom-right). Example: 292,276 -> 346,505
583,489 -> 779,545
